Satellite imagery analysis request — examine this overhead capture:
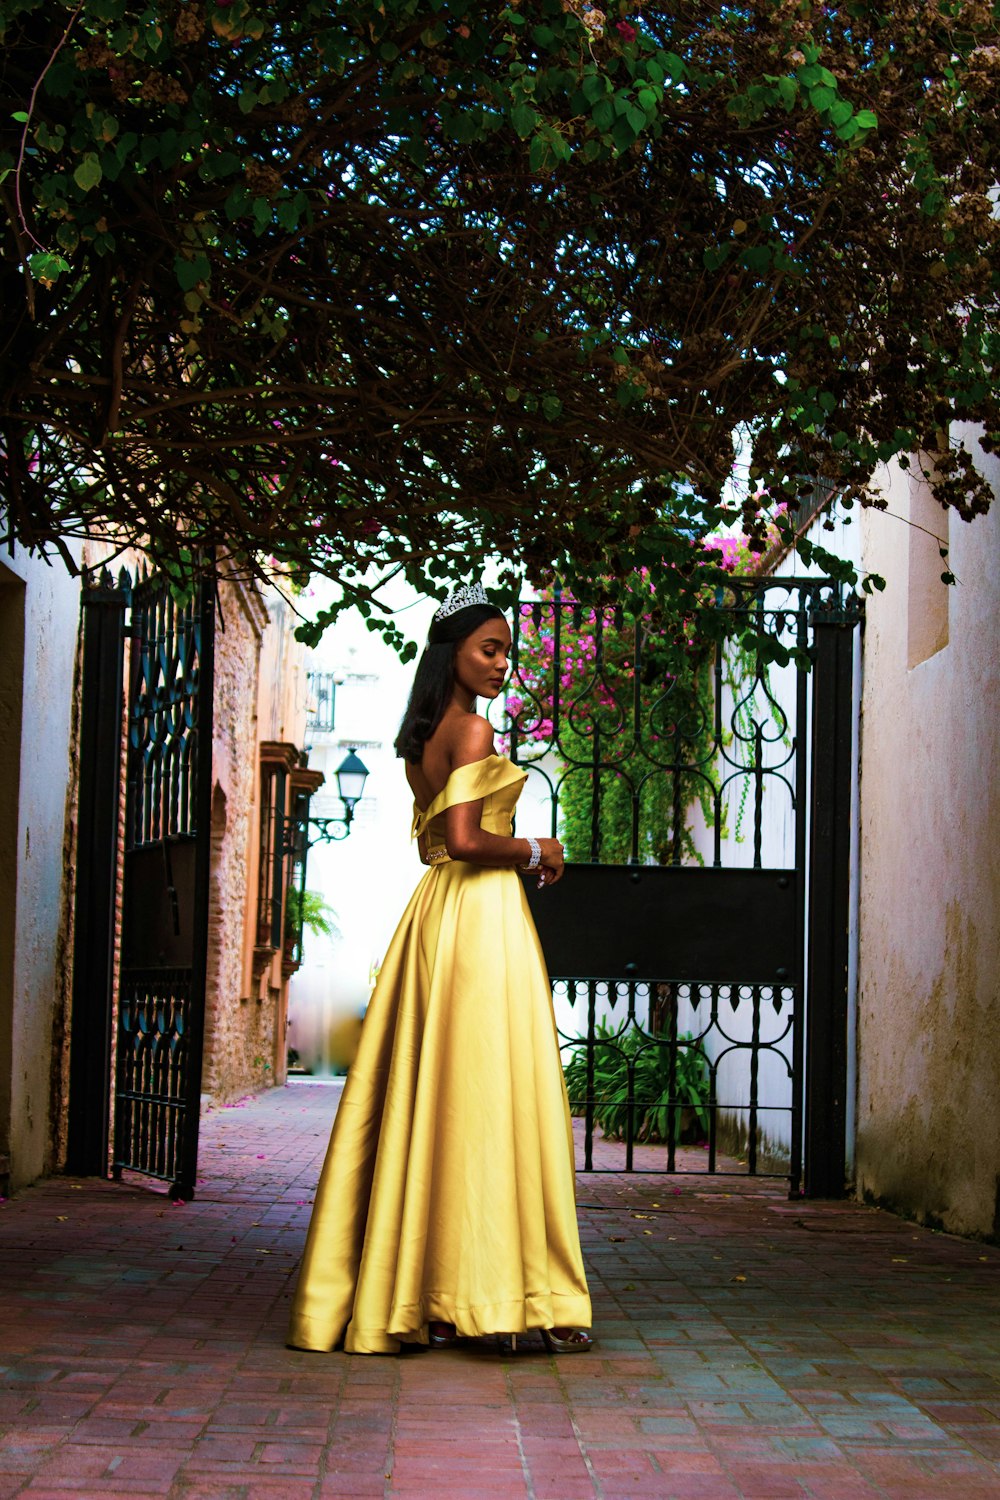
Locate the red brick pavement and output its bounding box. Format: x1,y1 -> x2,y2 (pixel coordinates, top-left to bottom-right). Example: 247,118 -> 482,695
0,1080 -> 998,1499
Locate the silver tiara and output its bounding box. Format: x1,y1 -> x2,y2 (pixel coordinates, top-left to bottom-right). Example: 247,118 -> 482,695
433,582 -> 489,621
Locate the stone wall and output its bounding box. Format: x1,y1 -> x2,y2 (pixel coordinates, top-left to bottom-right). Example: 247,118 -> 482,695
201,578 -> 312,1106
856,438 -> 1000,1239
238,594 -> 312,1091
200,574 -> 272,1105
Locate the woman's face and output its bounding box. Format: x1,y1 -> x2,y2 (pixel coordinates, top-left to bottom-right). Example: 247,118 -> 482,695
453,616 -> 512,702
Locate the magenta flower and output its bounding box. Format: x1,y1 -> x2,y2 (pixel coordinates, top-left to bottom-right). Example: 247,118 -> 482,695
616,19 -> 637,42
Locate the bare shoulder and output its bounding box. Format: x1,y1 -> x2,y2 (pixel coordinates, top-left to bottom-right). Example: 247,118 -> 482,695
448,711 -> 496,769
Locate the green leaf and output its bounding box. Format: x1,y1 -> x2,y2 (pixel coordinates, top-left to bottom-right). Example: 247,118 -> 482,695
27,250 -> 71,286
73,153 -> 103,192
504,384 -> 520,403
854,109 -> 878,130
510,101 -> 539,138
528,133 -> 551,172
444,108 -> 480,144
663,52 -> 685,84
225,184 -> 250,219
592,99 -> 614,132
11,110 -> 29,123
174,252 -> 210,290
809,85 -> 837,111
776,76 -> 797,110
612,116 -> 637,152
582,73 -> 606,104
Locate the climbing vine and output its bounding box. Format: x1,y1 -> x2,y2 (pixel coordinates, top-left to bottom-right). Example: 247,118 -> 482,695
3,0 -> 999,642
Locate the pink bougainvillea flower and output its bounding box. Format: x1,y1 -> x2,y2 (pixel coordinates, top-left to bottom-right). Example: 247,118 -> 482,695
616,19 -> 637,41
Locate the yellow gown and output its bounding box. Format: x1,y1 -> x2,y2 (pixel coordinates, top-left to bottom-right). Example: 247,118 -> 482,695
286,754 -> 592,1354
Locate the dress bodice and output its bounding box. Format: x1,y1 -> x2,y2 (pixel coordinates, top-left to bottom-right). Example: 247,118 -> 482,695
411,755 -> 527,864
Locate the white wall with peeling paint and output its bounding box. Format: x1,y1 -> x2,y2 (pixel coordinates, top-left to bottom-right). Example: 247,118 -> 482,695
0,543 -> 83,1191
856,438 -> 1000,1238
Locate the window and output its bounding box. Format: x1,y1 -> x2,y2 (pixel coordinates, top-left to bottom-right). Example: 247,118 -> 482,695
306,672 -> 338,735
256,763 -> 287,949
907,468 -> 949,669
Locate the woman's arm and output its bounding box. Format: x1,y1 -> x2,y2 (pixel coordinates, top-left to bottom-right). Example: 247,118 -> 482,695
444,798 -> 532,865
442,717 -> 564,882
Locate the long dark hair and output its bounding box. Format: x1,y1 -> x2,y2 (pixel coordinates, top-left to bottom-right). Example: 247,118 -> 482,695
394,602 -> 507,763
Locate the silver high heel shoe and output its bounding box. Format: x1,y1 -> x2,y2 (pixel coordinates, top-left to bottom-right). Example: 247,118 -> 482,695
428,1321 -> 458,1348
540,1328 -> 593,1354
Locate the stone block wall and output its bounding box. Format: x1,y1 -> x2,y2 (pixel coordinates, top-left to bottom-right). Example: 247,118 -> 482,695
200,575 -> 272,1105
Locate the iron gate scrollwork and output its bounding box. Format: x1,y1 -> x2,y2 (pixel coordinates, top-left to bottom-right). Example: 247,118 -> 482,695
493,579 -> 861,1197
113,571 -> 215,1200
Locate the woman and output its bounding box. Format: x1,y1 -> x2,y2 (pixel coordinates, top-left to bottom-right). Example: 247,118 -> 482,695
287,584 -> 592,1355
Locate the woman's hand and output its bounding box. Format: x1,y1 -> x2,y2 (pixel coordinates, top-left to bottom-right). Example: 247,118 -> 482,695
534,837 -> 565,887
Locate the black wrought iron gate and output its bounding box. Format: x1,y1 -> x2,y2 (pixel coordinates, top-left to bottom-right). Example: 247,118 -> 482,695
497,579 -> 861,1198
68,567 -> 215,1200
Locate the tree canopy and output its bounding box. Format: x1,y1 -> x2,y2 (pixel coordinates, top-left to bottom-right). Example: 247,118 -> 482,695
2,0 -> 999,641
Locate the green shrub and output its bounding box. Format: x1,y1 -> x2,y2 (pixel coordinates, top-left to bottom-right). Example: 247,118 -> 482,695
563,1020 -> 710,1144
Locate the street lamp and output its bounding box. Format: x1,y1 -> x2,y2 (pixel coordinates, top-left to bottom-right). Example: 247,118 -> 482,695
335,748 -> 370,822
307,747 -> 370,845
282,748 -> 370,972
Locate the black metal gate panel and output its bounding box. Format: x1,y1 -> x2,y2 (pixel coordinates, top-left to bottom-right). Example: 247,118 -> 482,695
113,573 -> 215,1199
495,580 -> 860,1197
66,569 -> 129,1177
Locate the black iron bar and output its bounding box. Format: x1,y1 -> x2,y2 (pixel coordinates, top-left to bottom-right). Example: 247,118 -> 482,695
708,986 -> 719,1173
789,601 -> 810,1197
752,721 -> 764,869
666,987 -> 678,1174
584,981 -> 596,1172
803,607 -> 856,1198
713,642 -> 724,866
625,1055 -> 635,1173
67,572 -> 127,1177
748,986 -> 761,1175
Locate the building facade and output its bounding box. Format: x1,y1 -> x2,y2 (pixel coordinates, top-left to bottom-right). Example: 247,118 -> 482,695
0,542 -> 313,1195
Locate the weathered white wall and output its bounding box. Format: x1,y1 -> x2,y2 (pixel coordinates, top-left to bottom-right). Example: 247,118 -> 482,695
0,544 -> 83,1191
856,439 -> 1000,1238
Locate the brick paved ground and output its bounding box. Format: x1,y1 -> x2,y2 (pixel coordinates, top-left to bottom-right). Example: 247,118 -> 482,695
1,1080 -> 999,1500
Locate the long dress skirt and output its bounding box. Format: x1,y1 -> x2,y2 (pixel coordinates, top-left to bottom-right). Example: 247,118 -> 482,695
286,781 -> 592,1354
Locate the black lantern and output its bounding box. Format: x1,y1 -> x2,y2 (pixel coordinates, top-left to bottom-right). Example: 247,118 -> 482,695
335,748 -> 370,820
